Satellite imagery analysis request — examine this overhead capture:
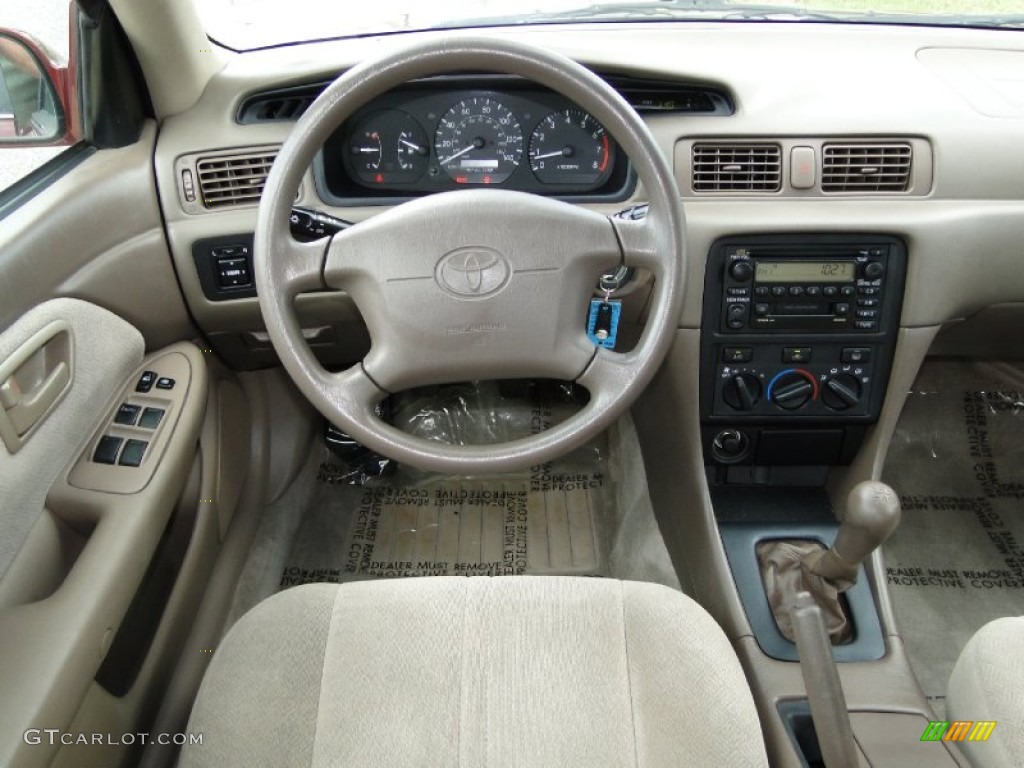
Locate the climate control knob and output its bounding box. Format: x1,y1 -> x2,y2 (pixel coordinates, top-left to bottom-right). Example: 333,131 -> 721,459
768,369 -> 818,411
822,373 -> 864,410
722,373 -> 762,411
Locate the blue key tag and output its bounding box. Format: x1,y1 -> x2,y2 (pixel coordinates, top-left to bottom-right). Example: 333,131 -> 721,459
587,299 -> 621,349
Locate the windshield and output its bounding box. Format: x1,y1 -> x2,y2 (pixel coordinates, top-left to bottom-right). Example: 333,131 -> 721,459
199,0 -> 1024,51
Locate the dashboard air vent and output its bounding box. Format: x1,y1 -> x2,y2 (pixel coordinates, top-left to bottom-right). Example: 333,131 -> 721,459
821,143 -> 912,192
237,82 -> 328,124
196,150 -> 278,209
692,143 -> 782,192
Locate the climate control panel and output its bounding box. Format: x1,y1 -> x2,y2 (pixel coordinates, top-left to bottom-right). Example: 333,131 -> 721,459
712,343 -> 876,419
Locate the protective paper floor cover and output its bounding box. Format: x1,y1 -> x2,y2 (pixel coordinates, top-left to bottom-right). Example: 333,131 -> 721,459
882,360 -> 1024,713
281,386 -> 610,586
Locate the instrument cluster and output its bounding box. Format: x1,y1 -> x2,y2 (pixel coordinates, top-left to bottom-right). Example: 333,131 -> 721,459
316,81 -> 632,204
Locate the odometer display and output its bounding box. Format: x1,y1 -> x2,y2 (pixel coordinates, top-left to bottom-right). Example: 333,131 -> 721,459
434,97 -> 523,184
529,109 -> 611,185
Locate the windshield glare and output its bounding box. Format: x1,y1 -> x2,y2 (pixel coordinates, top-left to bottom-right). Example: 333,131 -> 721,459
199,0 -> 1024,51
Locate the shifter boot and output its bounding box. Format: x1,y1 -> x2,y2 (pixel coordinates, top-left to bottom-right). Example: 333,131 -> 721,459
757,540 -> 853,644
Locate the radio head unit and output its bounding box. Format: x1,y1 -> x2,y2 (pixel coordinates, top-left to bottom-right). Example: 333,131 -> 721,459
721,242 -> 892,333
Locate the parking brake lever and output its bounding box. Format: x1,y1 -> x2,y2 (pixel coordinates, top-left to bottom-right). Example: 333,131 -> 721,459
791,591 -> 863,768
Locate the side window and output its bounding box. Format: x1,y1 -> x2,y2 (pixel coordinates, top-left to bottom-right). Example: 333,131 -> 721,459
0,0 -> 72,195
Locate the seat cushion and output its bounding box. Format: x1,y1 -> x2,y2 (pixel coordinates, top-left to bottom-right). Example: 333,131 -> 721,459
181,576 -> 767,768
948,616 -> 1024,768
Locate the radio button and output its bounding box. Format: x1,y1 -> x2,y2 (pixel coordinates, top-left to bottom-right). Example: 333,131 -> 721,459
771,286 -> 787,297
858,287 -> 879,296
823,286 -> 839,298
726,304 -> 748,329
755,286 -> 770,297
788,286 -> 804,297
855,320 -> 879,331
727,287 -> 750,297
754,303 -> 771,316
857,298 -> 879,307
835,303 -> 851,315
805,286 -> 822,297
857,309 -> 879,319
841,286 -> 856,297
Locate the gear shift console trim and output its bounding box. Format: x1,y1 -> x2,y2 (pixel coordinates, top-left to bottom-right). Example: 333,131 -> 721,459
720,523 -> 885,661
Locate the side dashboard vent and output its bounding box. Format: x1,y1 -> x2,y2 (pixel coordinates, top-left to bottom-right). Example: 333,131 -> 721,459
692,143 -> 781,192
236,82 -> 328,124
821,143 -> 912,192
196,150 -> 278,209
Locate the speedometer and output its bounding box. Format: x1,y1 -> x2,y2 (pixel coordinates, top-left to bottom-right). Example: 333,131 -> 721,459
434,97 -> 523,184
529,109 -> 611,186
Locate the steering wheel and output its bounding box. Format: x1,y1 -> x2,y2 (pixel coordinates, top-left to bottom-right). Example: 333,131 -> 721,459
254,37 -> 685,474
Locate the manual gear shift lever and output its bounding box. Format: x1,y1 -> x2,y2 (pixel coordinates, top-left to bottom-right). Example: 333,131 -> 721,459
805,480 -> 902,589
758,480 -> 901,644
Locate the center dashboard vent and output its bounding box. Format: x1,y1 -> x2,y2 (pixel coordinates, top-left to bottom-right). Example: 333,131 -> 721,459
195,150 -> 278,209
821,143 -> 912,192
691,143 -> 782,192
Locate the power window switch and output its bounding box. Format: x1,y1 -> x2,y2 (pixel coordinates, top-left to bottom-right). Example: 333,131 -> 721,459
138,407 -> 165,430
93,436 -> 123,465
118,439 -> 148,467
136,371 -> 157,392
156,377 -> 175,390
114,403 -> 141,426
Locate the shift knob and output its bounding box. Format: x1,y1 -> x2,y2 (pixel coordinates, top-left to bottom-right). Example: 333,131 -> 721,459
834,480 -> 901,567
807,480 -> 901,588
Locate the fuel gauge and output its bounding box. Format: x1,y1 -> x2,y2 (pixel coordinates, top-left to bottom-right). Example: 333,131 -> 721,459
346,109 -> 429,186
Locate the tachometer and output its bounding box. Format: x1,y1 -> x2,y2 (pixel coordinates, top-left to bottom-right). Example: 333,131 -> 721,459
529,109 -> 611,186
434,97 -> 523,184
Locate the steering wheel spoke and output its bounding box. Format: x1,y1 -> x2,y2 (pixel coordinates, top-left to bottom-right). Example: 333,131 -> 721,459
275,234 -> 331,298
611,214 -> 665,276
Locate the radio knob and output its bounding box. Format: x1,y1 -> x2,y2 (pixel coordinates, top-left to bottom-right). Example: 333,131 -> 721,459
864,262 -> 885,279
729,261 -> 754,282
822,373 -> 864,410
769,370 -> 817,411
722,373 -> 762,411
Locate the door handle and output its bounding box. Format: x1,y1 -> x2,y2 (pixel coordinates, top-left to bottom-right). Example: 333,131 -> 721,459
0,320 -> 72,452
3,361 -> 69,435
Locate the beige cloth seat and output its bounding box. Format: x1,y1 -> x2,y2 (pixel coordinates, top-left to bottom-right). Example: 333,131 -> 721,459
947,616 -> 1024,768
181,576 -> 767,767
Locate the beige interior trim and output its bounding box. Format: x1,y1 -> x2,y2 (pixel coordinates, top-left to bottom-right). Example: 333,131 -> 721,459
107,0 -> 225,118
0,342 -> 208,768
0,122 -> 195,350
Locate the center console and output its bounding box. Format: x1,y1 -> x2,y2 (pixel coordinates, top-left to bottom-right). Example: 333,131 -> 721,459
701,234 -> 906,471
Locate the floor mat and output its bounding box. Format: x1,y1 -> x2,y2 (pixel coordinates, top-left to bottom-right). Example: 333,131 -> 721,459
280,382 -> 610,587
882,360 -> 1024,715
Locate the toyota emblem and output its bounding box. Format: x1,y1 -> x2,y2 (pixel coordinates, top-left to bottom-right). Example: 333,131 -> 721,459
435,246 -> 511,298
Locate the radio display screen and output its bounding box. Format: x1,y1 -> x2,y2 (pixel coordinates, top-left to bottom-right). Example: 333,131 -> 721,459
755,261 -> 855,283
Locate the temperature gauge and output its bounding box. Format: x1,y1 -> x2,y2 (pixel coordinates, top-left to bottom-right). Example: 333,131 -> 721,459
346,109 -> 429,186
